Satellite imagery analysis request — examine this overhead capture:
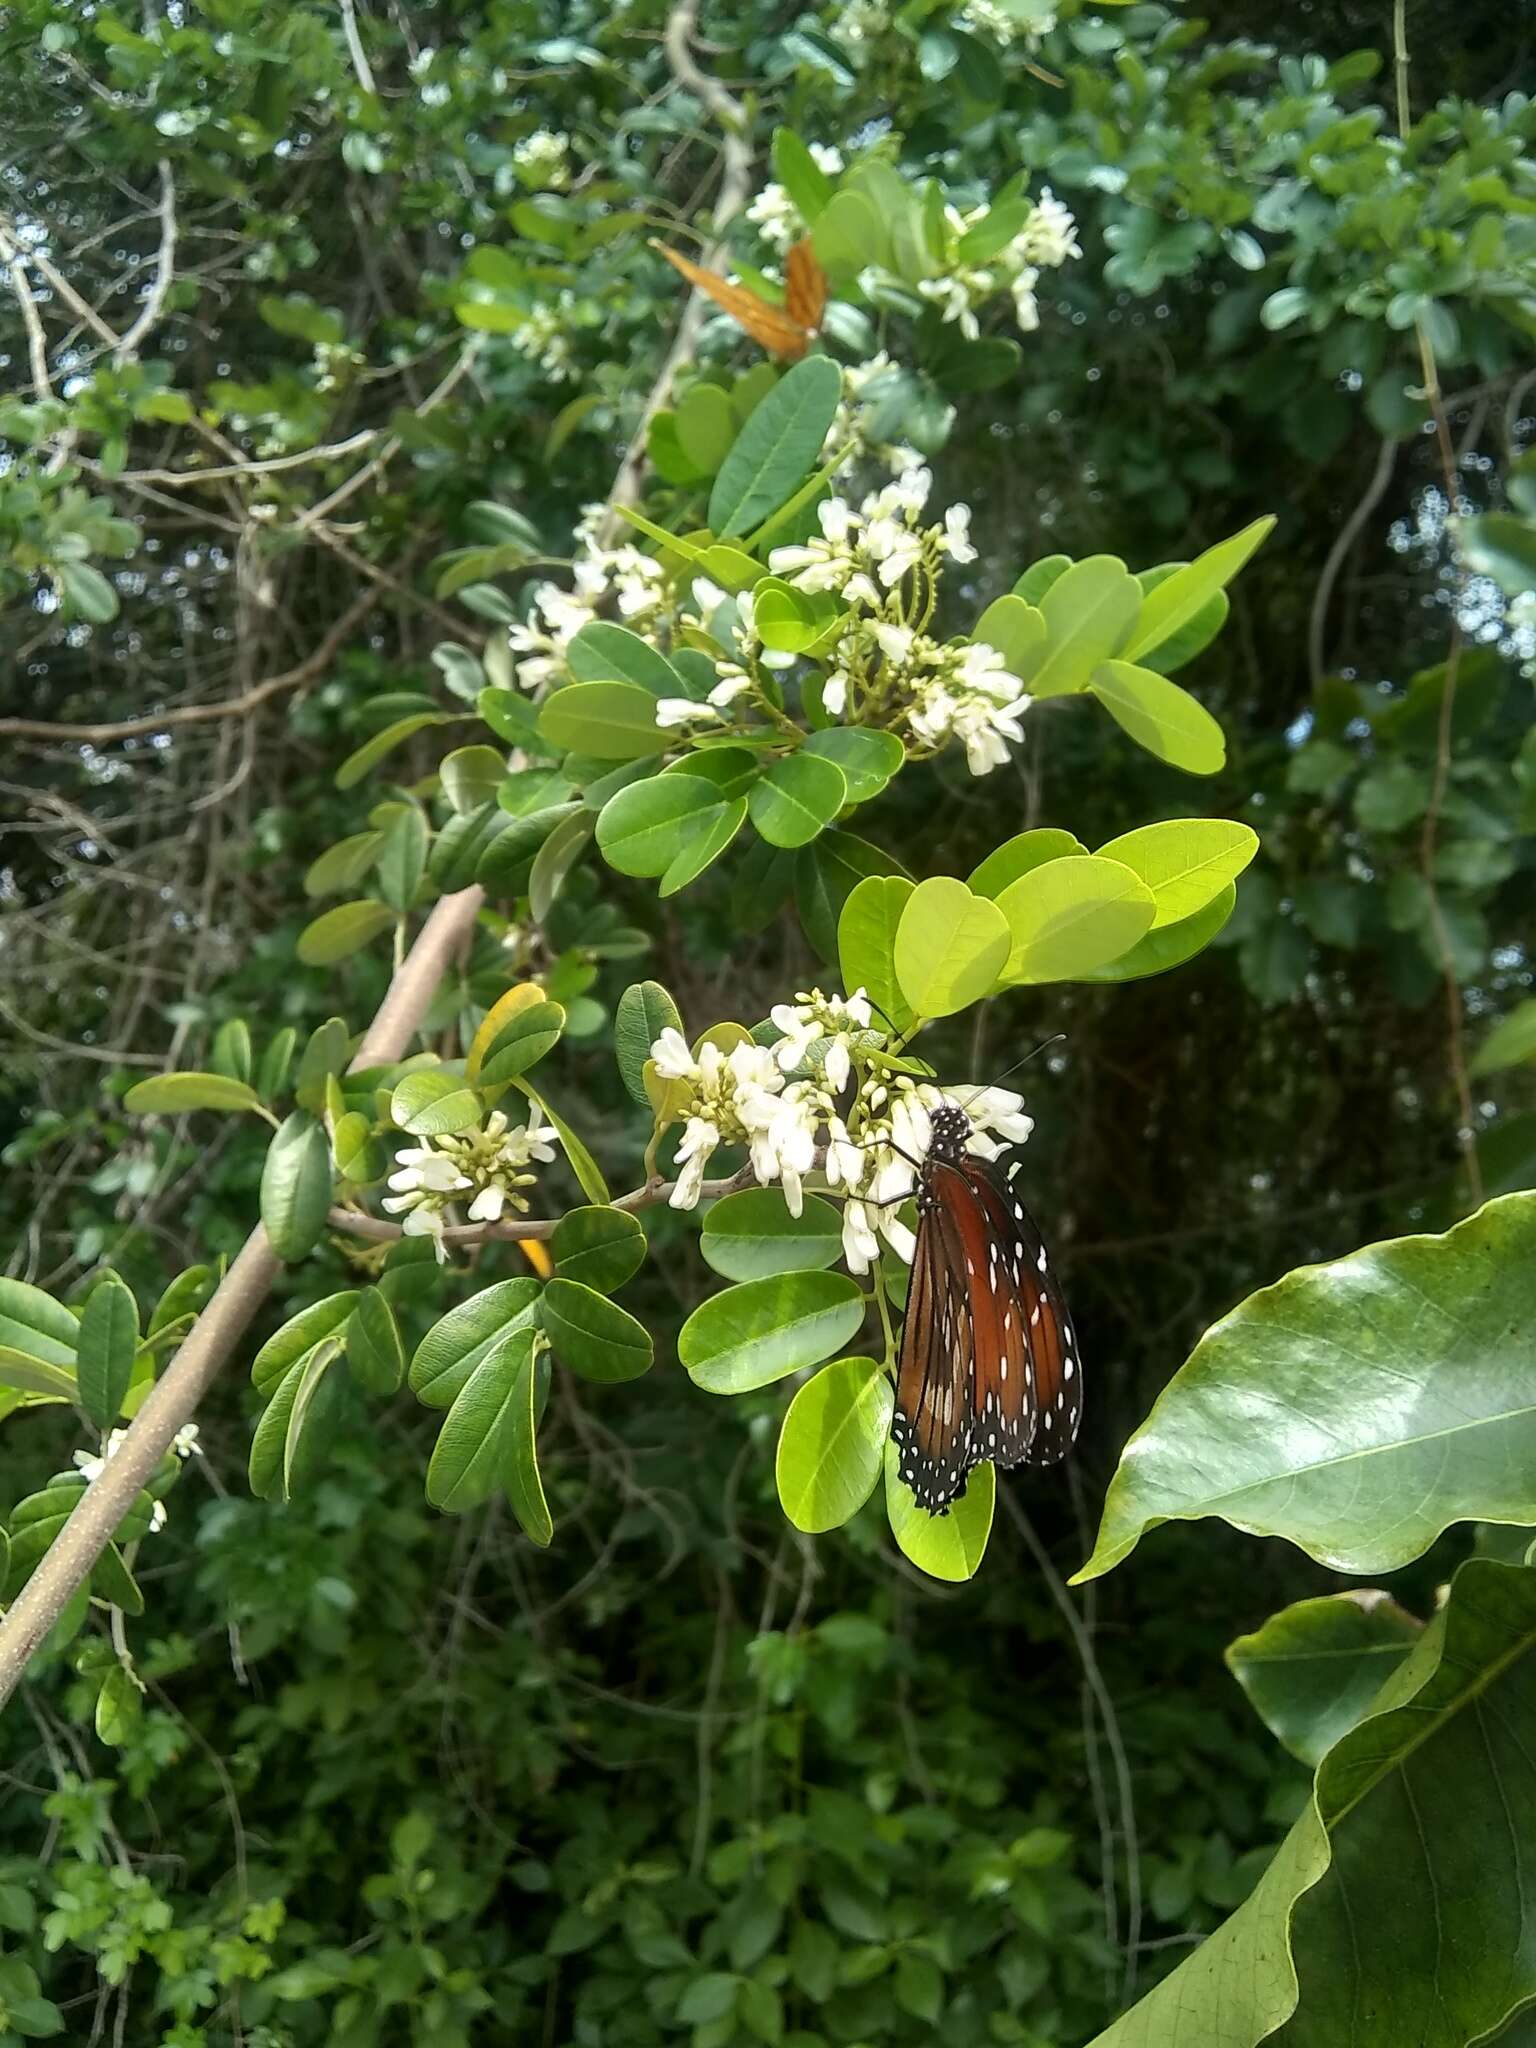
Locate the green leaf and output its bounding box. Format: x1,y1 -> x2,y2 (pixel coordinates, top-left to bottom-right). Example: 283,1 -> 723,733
797,830 -> 904,964
1088,1558 -> 1536,2048
660,794 -> 748,896
373,807 -> 428,913
893,877 -> 1009,1018
894,1953 -> 944,2025
296,899 -> 395,967
884,1445 -> 994,1581
967,829 -> 1086,900
427,1328 -> 535,1511
346,1288 -> 405,1396
615,981 -> 684,1106
1454,511 -> 1536,600
259,1113 -> 334,1263
475,802 -> 582,889
439,745 -> 506,816
94,1663 -> 141,1747
89,1539 -> 142,1616
680,1271 -> 867,1394
77,1274 -> 138,1431
209,1019 -> 252,1084
748,751 -> 847,849
596,774 -> 718,877
501,1344 -> 553,1545
1121,516 -> 1275,664
1076,1192 -> 1536,1584
567,621 -> 686,697
148,1265 -> 213,1339
995,856 -> 1155,983
701,1189 -> 844,1281
515,1078 -> 610,1203
527,810 -> 592,919
251,1291 -> 359,1396
708,356 -> 844,539
1225,1590 -> 1422,1767
1470,998 -> 1536,1078
335,713 -> 451,790
391,1068 -> 481,1137
293,1017 -> 350,1114
1093,819 -> 1258,928
1088,660 -> 1226,774
1014,554 -> 1071,606
838,874 -> 915,1034
974,595 -> 1047,674
410,1278 -> 543,1410
124,1072 -> 263,1117
771,128 -> 835,221
540,1278 -> 652,1382
1082,882 -> 1237,983
477,1000 -> 565,1087
800,728 -> 902,804
256,1026 -> 298,1102
551,1206 -> 647,1292
539,681 -> 666,760
674,382 -> 737,472
248,1357 -> 305,1500
283,1337 -> 347,1497
1134,566 -> 1229,675
1020,556 -> 1142,699
776,1356 -> 893,1533
56,560 -> 118,623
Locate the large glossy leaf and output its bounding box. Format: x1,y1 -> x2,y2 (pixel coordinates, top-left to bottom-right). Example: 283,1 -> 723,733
1018,556 -> 1141,699
893,876 -> 1009,1018
837,874 -> 915,1035
1225,1590 -> 1422,1767
777,1357 -> 893,1533
700,1189 -> 844,1281
539,1278 -> 652,1382
708,355 -> 843,538
967,828 -> 1085,900
1077,1193 -> 1536,1583
77,1273 -> 139,1431
1094,819 -> 1258,929
259,1112 -> 334,1262
0,1279 -> 79,1371
409,1278 -> 543,1409
124,1072 -> 264,1117
295,899 -> 396,966
1120,515 -> 1274,666
614,981 -> 684,1106
551,1206 -> 647,1292
995,855 -> 1155,983
1089,661 -> 1226,774
427,1329 -> 535,1511
884,1445 -> 994,1581
1089,1558 -> 1536,2048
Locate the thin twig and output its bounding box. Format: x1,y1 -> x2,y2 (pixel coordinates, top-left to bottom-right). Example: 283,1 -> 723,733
0,887 -> 486,1710
339,0 -> 378,95
0,224 -> 53,397
115,161 -> 176,360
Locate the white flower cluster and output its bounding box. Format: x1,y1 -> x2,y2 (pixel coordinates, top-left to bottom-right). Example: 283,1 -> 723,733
652,1000 -> 1034,1278
508,504 -> 670,693
510,294 -> 578,383
762,466 -> 1033,776
824,353 -> 928,483
384,1110 -> 560,1256
655,583 -> 792,731
512,128 -> 572,189
956,0 -> 1057,46
745,145 -> 845,253
841,0 -> 895,49
912,189 -> 1080,338
73,1423 -> 201,1532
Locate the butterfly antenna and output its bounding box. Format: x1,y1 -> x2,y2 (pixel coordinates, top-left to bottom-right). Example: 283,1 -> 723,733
957,1033 -> 1066,1111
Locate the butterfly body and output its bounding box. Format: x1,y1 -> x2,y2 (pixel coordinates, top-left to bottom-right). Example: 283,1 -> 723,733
892,1103 -> 1082,1514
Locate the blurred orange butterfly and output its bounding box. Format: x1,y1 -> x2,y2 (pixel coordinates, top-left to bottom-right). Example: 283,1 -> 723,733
652,237 -> 828,361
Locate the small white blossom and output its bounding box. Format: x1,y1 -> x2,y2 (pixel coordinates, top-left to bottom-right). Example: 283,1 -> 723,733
649,1032 -> 787,1209
172,1424 -> 201,1459
383,1111 -> 560,1256
768,988 -> 875,1091
656,697 -> 723,728
512,128 -> 572,189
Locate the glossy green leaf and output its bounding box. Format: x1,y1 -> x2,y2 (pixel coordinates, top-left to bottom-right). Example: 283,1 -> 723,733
296,899 -> 395,967
540,1277 -> 652,1382
1471,999 -> 1536,1078
390,1068 -> 481,1137
438,799 -> 531,890
771,127 -> 835,221
1089,1559 -> 1536,2048
346,1287 -> 405,1397
477,1000 -> 565,1087
680,1271 -> 867,1394
1225,1590 -> 1422,1767
409,1278 -> 543,1410
147,1265 -> 213,1339
259,1112 -> 334,1263
567,621 -> 687,697
1134,566 -> 1229,675
209,1018 -> 252,1084
674,381 -> 737,472
995,855 -> 1155,983
974,594 -> 1047,674
256,1026 -> 298,1102
124,1072 -> 263,1117
373,806 -> 428,913
893,876 -> 1009,1018
427,1328 -> 535,1511
293,1017 -> 350,1113
1453,512 -> 1536,600
967,829 -> 1086,900
708,355 -> 843,539
797,830 -> 905,963
528,810 -> 593,920
777,1357 -> 893,1533
614,981 -> 684,1106
596,775 -> 719,877
538,681 -> 666,760
251,1291 -> 360,1396
283,1337 -> 348,1498
248,1356 -> 305,1500
1077,1192 -> 1536,1583
1083,882 -> 1237,982
884,1445 -> 994,1581
335,713 -> 450,790
1089,660 -> 1226,774
94,1663 -> 142,1746
439,745 -> 507,816
800,727 -> 903,804
1121,515 -> 1274,664
515,1079 -> 610,1204
748,751 -> 847,849
1019,556 -> 1142,699
551,1205 -> 647,1292
501,1345 -> 553,1546
838,873 -> 915,1034
77,1273 -> 139,1431
1094,819 -> 1259,928
701,1189 -> 844,1281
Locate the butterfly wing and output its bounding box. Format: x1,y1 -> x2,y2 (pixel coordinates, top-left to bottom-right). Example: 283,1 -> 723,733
784,238 -> 828,337
961,1153 -> 1083,1466
891,1193 -> 975,1513
652,243 -> 811,360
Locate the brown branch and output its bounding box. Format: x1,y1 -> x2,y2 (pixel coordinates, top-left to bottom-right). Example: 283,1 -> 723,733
0,224 -> 53,398
0,885 -> 487,1711
0,584 -> 382,744
115,161 -> 176,361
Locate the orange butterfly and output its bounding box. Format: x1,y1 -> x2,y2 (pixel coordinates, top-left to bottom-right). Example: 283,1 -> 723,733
652,237 -> 828,361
